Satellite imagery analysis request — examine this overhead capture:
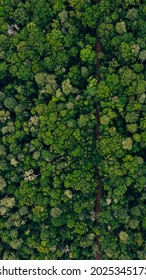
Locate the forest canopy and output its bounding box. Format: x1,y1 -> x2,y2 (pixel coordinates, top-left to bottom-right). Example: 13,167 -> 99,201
0,0 -> 146,260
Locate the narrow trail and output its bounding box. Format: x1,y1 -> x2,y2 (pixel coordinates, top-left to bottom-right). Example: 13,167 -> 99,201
95,16 -> 102,260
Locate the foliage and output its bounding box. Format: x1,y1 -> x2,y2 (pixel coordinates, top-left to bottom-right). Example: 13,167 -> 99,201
0,0 -> 98,260
96,0 -> 146,260
0,0 -> 145,260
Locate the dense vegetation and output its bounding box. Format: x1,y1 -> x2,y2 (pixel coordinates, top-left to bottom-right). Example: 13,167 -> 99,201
97,0 -> 146,259
0,0 -> 145,259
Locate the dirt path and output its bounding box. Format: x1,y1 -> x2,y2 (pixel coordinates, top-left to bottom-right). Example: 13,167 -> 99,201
95,24 -> 102,260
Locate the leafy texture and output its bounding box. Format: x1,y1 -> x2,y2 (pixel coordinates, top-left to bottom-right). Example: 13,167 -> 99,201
0,0 -> 98,259
0,0 -> 145,260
